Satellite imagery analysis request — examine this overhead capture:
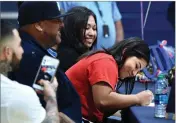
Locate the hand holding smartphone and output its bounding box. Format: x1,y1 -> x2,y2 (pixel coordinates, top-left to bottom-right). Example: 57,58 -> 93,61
33,55 -> 60,91
37,78 -> 58,100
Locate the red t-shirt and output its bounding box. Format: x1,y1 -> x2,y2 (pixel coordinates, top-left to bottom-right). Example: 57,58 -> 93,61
66,52 -> 118,122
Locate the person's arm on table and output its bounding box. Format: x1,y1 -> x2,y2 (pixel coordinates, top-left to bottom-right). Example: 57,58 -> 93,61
92,82 -> 153,113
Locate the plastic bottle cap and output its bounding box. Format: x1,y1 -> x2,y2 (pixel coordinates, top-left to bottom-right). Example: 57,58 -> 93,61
157,74 -> 165,79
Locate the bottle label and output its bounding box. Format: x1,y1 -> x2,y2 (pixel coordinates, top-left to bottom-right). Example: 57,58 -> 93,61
155,94 -> 168,104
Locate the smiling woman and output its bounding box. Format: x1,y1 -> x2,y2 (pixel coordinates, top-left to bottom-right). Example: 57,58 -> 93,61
82,15 -> 97,48
57,6 -> 97,72
119,56 -> 147,79
66,37 -> 154,122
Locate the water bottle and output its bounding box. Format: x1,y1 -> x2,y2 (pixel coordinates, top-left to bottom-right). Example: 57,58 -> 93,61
154,74 -> 169,118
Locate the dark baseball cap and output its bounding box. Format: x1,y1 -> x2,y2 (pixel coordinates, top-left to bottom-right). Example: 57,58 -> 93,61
18,2 -> 72,27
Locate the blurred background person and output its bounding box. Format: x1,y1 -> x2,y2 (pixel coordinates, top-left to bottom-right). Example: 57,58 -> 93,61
1,1 -> 173,46
57,6 -> 97,72
58,1 -> 124,49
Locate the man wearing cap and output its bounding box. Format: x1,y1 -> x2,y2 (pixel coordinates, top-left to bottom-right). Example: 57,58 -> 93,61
9,2 -> 82,123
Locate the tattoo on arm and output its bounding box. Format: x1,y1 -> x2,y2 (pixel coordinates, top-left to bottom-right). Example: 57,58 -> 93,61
42,96 -> 74,123
42,96 -> 60,123
59,112 -> 75,123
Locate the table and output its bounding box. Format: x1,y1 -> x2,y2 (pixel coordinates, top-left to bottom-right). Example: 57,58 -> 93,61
123,106 -> 174,123
121,82 -> 174,123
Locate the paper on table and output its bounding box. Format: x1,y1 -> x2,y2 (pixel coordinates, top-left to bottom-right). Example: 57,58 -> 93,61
147,102 -> 155,107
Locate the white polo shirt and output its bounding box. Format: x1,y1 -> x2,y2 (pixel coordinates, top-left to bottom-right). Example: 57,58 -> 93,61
0,74 -> 46,123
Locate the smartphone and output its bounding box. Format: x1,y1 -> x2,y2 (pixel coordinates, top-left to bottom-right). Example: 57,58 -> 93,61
103,24 -> 109,38
33,55 -> 60,91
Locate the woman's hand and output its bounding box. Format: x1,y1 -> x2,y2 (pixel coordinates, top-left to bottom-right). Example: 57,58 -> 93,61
136,90 -> 154,106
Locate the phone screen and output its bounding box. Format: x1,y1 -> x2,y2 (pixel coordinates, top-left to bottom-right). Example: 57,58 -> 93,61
103,24 -> 109,38
33,55 -> 59,90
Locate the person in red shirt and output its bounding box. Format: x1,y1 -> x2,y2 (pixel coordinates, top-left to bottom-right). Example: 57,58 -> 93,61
66,37 -> 153,122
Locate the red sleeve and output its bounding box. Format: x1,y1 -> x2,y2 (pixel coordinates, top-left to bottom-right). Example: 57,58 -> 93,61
87,58 -> 118,89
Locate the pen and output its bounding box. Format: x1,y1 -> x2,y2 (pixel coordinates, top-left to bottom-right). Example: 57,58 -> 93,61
145,81 -> 148,90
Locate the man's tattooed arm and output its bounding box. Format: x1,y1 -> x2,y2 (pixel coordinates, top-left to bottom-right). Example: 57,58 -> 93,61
42,96 -> 60,123
59,112 -> 75,123
40,79 -> 74,123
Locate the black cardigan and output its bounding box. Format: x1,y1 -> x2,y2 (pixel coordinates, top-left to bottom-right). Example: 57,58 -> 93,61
57,42 -> 83,72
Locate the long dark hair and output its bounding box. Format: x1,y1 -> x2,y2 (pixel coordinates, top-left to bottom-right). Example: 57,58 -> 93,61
61,6 -> 97,54
80,37 -> 150,94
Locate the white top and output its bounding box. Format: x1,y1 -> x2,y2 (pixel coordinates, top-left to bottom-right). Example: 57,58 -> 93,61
0,74 -> 46,123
